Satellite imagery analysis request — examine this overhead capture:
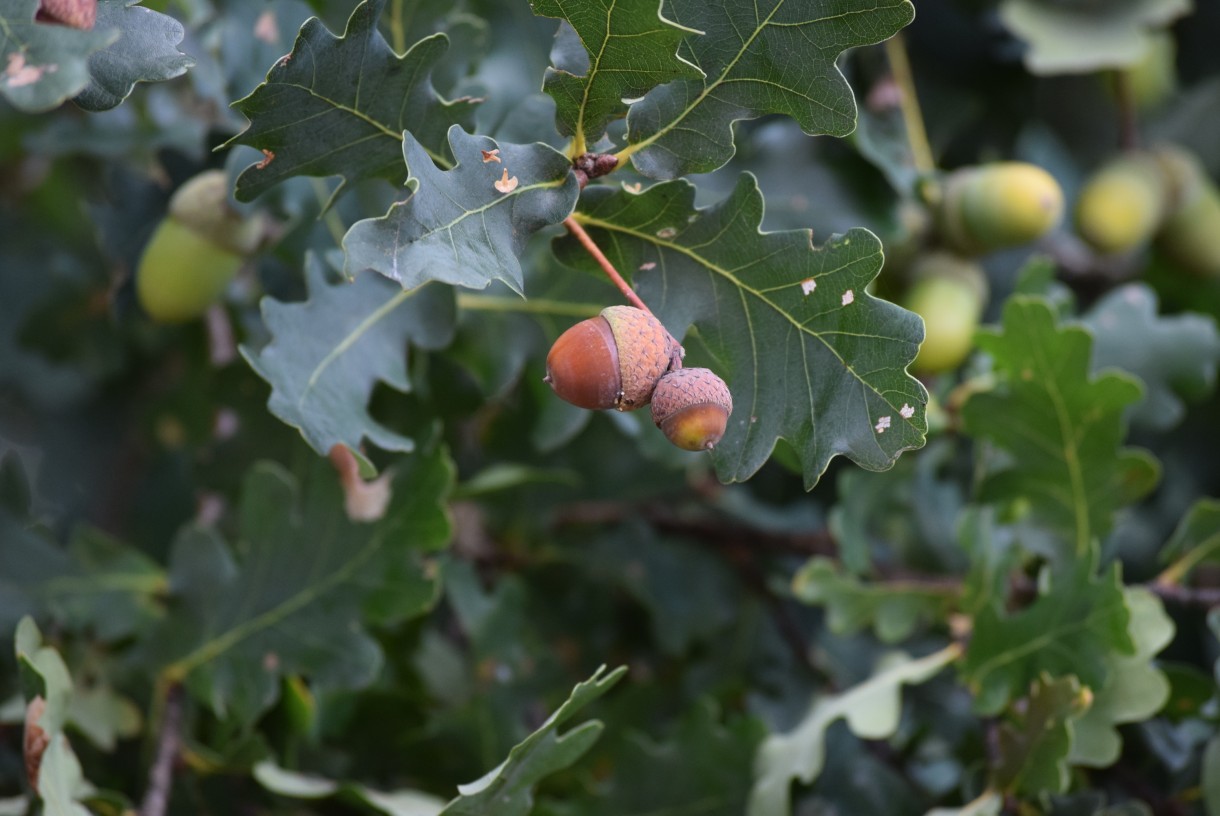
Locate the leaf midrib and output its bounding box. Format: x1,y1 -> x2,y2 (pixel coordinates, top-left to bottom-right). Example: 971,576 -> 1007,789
570,212 -> 917,429
166,527 -> 385,679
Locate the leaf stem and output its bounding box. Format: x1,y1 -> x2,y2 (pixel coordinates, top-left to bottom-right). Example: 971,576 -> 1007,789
389,0 -> 406,54
310,179 -> 348,247
455,293 -> 602,318
883,33 -> 935,176
562,216 -> 651,314
562,216 -> 684,356
1111,70 -> 1141,151
140,682 -> 184,816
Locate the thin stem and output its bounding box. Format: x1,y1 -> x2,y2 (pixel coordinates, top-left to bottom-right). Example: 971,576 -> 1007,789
563,217 -> 652,313
456,293 -> 602,318
310,179 -> 347,247
140,683 -> 184,816
389,0 -> 406,54
884,33 -> 935,176
562,216 -> 684,357
1111,70 -> 1141,151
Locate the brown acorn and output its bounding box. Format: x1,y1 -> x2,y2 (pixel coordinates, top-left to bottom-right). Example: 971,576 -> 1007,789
545,305 -> 677,411
651,368 -> 733,451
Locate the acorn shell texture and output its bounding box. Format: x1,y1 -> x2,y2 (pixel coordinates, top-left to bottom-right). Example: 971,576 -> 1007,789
600,305 -> 676,409
651,368 -> 733,451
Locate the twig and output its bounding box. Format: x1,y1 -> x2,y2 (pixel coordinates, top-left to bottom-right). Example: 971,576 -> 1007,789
1148,581 -> 1220,609
562,217 -> 684,357
552,500 -> 837,557
563,217 -> 652,313
140,683 -> 184,816
1111,70 -> 1141,152
884,33 -> 936,175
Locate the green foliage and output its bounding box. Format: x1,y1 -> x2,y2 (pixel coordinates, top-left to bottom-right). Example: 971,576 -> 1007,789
621,0 -> 915,178
344,127 -> 581,293
151,443 -> 452,725
999,0 -> 1191,74
961,297 -> 1158,560
993,674 -> 1089,796
530,0 -> 700,148
961,564 -> 1134,716
227,0 -> 478,202
557,178 -> 927,487
1083,283 -> 1220,430
245,255 -> 456,466
749,646 -> 960,816
4,1 -> 1220,814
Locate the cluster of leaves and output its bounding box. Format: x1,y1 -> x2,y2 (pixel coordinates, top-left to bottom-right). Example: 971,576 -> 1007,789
2,0 -> 1220,815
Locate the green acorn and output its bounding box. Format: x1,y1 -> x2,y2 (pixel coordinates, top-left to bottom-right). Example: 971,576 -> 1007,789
937,162 -> 1064,255
903,251 -> 988,375
136,170 -> 264,323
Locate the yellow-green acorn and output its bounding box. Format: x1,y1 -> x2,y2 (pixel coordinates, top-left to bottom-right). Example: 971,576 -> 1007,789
1156,149 -> 1220,278
545,305 -> 677,411
938,162 -> 1064,254
903,251 -> 988,375
651,367 -> 733,451
1075,152 -> 1169,255
136,170 -> 263,323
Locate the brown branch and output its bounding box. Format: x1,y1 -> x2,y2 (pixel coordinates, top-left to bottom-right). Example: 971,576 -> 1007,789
1111,70 -> 1141,152
552,500 -> 837,558
1148,581 -> 1220,609
140,683 -> 183,816
563,217 -> 653,314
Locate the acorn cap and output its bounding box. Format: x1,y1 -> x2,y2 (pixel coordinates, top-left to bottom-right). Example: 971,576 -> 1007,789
651,367 -> 733,451
600,305 -> 677,410
169,170 -> 265,257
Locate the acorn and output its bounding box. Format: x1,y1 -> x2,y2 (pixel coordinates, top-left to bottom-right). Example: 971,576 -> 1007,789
136,170 -> 266,323
544,305 -> 677,411
1075,151 -> 1170,255
1156,149 -> 1220,278
903,251 -> 988,375
936,162 -> 1064,255
651,367 -> 733,451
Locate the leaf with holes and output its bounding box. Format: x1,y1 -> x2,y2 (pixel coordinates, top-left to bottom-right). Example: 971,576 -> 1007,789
1083,284 -> 1220,432
749,646 -> 959,816
554,176 -> 927,489
960,563 -> 1134,716
0,0 -> 116,112
439,664 -> 627,816
73,0 -> 193,111
961,297 -> 1158,563
243,255 -> 455,470
530,0 -> 701,151
343,126 -> 580,294
226,0 -> 478,203
147,444 -> 452,725
619,0 -> 915,178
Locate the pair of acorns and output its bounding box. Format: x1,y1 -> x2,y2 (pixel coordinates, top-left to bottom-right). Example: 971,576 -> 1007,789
544,306 -> 733,451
